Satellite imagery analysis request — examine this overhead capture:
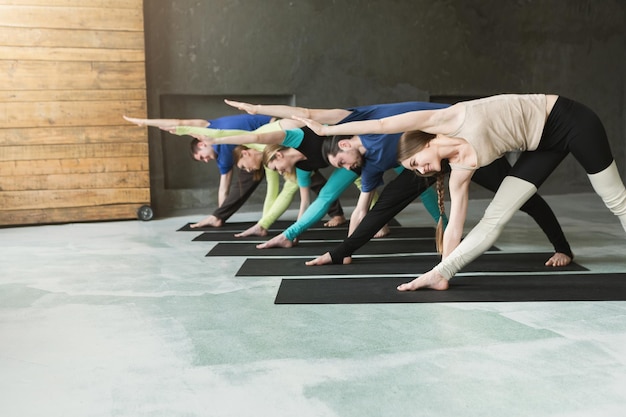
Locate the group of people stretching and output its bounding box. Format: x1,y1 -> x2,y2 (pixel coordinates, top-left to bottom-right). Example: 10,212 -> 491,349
125,93 -> 626,291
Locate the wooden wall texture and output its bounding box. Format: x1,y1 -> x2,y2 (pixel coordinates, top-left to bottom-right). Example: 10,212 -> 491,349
0,0 -> 150,226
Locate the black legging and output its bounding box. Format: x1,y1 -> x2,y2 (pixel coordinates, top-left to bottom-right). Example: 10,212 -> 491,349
213,168 -> 343,222
510,97 -> 614,186
329,157 -> 572,263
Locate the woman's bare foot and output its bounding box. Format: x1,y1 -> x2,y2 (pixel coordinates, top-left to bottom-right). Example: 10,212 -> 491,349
373,224 -> 390,238
397,269 -> 449,291
234,224 -> 268,237
545,252 -> 572,267
324,215 -> 347,227
256,234 -> 296,249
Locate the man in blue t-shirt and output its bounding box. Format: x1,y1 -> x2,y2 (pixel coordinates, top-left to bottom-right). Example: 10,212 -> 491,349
321,102 -> 447,237
188,114 -> 274,227
125,114 -> 271,227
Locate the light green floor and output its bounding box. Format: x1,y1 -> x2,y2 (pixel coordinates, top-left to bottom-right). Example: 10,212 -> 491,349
1,193 -> 625,417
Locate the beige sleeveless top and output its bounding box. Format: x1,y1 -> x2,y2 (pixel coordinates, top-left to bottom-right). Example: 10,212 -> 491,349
447,94 -> 547,170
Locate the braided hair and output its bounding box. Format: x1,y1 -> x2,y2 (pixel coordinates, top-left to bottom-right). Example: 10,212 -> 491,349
398,130 -> 447,254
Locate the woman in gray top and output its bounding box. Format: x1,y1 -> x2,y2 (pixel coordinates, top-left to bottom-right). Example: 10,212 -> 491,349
296,94 -> 626,291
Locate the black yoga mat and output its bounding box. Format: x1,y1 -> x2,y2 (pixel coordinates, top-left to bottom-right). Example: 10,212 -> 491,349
205,238 -> 455,257
274,273 -> 626,304
178,218 -> 400,232
193,226 -> 435,242
178,220 -> 307,232
236,252 -> 587,276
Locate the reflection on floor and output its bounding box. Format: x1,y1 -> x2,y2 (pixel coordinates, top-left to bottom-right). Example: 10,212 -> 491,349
1,193 -> 625,417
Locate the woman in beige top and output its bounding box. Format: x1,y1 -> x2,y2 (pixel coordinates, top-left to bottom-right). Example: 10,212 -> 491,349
296,94 -> 626,291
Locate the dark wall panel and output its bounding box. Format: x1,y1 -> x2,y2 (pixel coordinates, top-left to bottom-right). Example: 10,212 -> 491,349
142,0 -> 626,215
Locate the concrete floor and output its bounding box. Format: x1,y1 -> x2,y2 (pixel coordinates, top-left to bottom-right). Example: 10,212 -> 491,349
1,193 -> 625,417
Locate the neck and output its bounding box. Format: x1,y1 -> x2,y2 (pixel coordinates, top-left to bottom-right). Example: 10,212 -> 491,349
351,136 -> 366,156
435,136 -> 474,165
287,148 -> 307,161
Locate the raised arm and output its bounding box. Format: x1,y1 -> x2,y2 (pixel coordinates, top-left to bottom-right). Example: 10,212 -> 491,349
123,115 -> 209,129
225,99 -> 352,125
294,105 -> 461,137
173,125 -> 287,146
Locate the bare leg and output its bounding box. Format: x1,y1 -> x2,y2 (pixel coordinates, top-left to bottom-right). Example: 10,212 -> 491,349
256,233 -> 297,249
397,269 -> 449,291
234,224 -> 268,237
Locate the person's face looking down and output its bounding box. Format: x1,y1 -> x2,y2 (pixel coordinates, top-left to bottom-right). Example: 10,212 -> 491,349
327,140 -> 363,170
267,152 -> 293,176
236,150 -> 261,173
193,142 -> 217,163
400,142 -> 440,176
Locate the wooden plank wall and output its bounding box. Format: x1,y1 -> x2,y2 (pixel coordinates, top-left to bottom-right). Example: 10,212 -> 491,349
0,0 -> 150,226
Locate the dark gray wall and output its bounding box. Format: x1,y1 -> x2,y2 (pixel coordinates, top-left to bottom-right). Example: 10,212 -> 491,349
143,0 -> 626,216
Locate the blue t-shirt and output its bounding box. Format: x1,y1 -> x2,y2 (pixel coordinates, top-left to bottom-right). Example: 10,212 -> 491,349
207,114 -> 272,174
339,102 -> 449,192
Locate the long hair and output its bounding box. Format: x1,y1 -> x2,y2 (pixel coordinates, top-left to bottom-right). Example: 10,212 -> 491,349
398,130 -> 447,254
233,145 -> 263,181
262,144 -> 296,182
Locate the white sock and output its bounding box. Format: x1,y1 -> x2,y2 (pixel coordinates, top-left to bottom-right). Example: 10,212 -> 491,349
587,161 -> 626,231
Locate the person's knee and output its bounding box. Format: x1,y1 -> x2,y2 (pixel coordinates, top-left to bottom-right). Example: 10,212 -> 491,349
483,177 -> 537,225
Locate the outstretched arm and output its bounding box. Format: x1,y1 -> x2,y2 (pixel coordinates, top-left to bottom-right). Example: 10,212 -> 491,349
225,99 -> 351,125
173,125 -> 287,146
293,105 -> 460,137
123,115 -> 209,129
